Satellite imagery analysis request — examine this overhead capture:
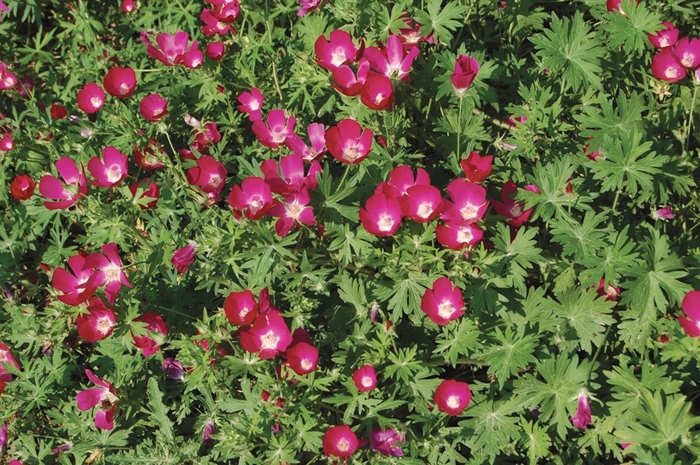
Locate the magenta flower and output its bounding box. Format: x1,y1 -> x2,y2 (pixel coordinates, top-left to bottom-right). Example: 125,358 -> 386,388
205,41 -> 225,60
205,0 -> 240,22
285,341 -> 319,375
0,342 -> 20,383
364,34 -> 420,82
672,37 -> 700,69
595,279 -> 621,302
193,122 -> 222,149
139,93 -> 168,121
132,312 -> 169,357
0,62 -> 18,90
228,176 -> 274,220
129,178 -> 159,210
133,139 -> 166,171
239,309 -> 293,359
314,30 -> 363,72
120,0 -> 135,12
360,72 -> 394,111
434,379 -> 472,415
171,242 -> 197,274
369,428 -> 405,457
102,67 -> 137,98
201,10 -> 235,37
441,179 -> 489,224
141,31 -> 201,67
51,254 -> 99,306
252,110 -> 296,149
651,48 -> 686,83
606,0 -> 639,14
648,22 -> 679,49
460,151 -> 493,183
75,297 -> 116,342
186,155 -> 227,199
398,15 -> 434,47
491,181 -> 539,227
10,174 -> 35,201
261,154 -> 321,195
421,277 -> 465,326
76,369 -> 117,430
224,290 -> 259,326
162,358 -> 185,380
352,364 -> 377,392
680,290 -> 700,338
297,0 -> 326,17
570,392 -> 592,429
451,55 -> 479,96
381,165 -> 431,197
268,190 -> 317,237
237,87 -> 264,121
332,58 -> 370,97
203,420 -> 216,445
87,146 -> 128,188
284,123 -> 327,162
360,193 -> 403,236
84,242 -> 132,305
652,205 -> 674,220
39,157 -> 88,210
0,1 -> 8,21
76,82 -> 105,114
402,185 -> 443,223
326,118 -> 373,164
435,221 -> 484,249
323,425 -> 361,460
0,132 -> 13,152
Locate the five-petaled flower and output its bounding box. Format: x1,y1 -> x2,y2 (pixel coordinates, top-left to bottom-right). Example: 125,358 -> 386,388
76,369 -> 117,430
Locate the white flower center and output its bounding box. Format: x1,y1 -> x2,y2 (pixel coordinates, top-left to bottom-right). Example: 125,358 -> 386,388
374,93 -> 385,105
330,49 -> 346,67
96,316 -> 113,335
337,438 -> 350,452
666,67 -> 678,78
417,202 -> 433,219
90,97 -> 102,107
343,145 -> 359,162
456,227 -> 473,244
286,203 -> 303,220
106,165 -> 123,183
681,53 -> 695,68
260,331 -> 280,350
301,359 -> 312,370
377,215 -> 395,232
459,204 -> 478,221
659,37 -> 669,47
103,263 -> 121,282
361,376 -> 373,387
446,395 -> 460,409
437,301 -> 456,319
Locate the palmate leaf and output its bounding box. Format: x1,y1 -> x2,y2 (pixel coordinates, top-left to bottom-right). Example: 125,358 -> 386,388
459,399 -> 523,460
529,11 -> 604,92
550,210 -> 611,261
602,0 -> 663,55
524,157 -> 593,222
573,91 -> 646,152
490,223 -> 543,294
578,224 -> 640,287
483,326 -> 539,388
416,0 -> 469,45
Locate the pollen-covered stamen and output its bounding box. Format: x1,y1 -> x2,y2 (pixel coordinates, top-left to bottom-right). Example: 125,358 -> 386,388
437,301 -> 456,319
90,97 -> 102,107
456,227 -> 473,244
286,202 -> 303,220
377,215 -> 395,232
459,204 -> 478,221
260,330 -> 280,351
665,67 -> 678,79
446,395 -> 460,409
106,165 -> 123,183
330,48 -> 347,67
103,263 -> 121,282
207,174 -> 222,189
337,438 -> 350,452
681,53 -> 695,68
343,145 -> 359,162
96,316 -> 113,335
417,202 -> 433,219
301,359 -> 313,371
361,376 -> 373,388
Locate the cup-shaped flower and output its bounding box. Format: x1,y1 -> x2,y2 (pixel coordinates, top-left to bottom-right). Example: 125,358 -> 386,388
402,184 -> 443,223
672,37 -> 700,69
491,181 -> 539,227
84,242 -> 132,305
285,123 -> 327,162
182,47 -> 204,69
162,358 -> 185,380
268,190 -> 317,237
595,279 -> 621,302
139,93 -> 168,121
133,139 -> 166,171
228,176 -> 274,220
141,31 -> 198,67
76,369 -> 117,430
460,151 -> 493,183
606,0 -> 639,14
297,0 -> 325,17
652,205 -> 674,220
205,41 -> 225,60
648,22 -> 679,49
369,428 -> 405,457
379,165 -> 429,197
451,55 -> 479,95
76,297 -> 116,342
261,154 -> 321,195
10,174 -> 35,201
206,0 -> 240,22
421,277 -> 465,326
398,14 -> 434,47
132,312 -> 169,357
171,242 -> 197,274
103,67 -> 137,98
360,73 -> 394,111
570,392 -> 592,429
332,58 -> 370,97
352,365 -> 377,392
315,30 -> 363,71
360,193 -> 403,236
39,157 -> 88,210
364,34 -> 420,82
651,48 -> 686,83
52,254 -> 99,306
0,132 -> 13,151
76,83 -> 105,114
434,379 -> 472,415
239,310 -> 293,359
186,155 -> 227,196
326,118 -> 373,164
237,87 -> 264,121
201,9 -> 235,37
680,290 -> 700,338
0,62 -> 18,90
88,146 -> 128,188
323,425 -> 361,460
0,341 -> 20,383
224,289 -> 259,326
120,0 -> 135,12
435,221 -> 484,249
252,110 -> 296,149
286,341 -> 319,375
441,179 -> 489,224
50,103 -> 68,119
129,178 -> 159,210
202,420 -> 216,445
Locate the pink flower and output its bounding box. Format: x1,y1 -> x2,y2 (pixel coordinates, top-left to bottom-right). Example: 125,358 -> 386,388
205,0 -> 240,23
162,358 -> 185,380
261,154 -> 321,195
652,205 -> 674,220
314,30 -> 363,72
202,420 -> 216,445
490,181 -> 539,227
679,290 -> 700,338
51,254 -> 99,306
193,122 -> 222,148
268,190 -> 317,237
171,242 -> 197,274
39,157 -> 88,210
651,48 -> 686,83
441,179 -> 489,224
88,146 -> 128,188
228,176 -> 274,220
182,47 -> 204,69
360,73 -> 394,111
360,193 -> 403,236
0,1 -> 8,20
252,110 -> 296,149
436,221 -> 484,249
237,87 -> 264,121
380,165 -> 431,197
606,0 -> 639,14
460,151 -> 493,183
50,103 -> 68,119
672,37 -> 700,69
0,342 -> 20,383
76,369 -> 117,430
0,62 -> 17,90
326,118 -> 373,164
76,297 -> 116,343
323,425 -> 361,460
297,0 -> 326,17
120,0 -> 135,12
133,139 -> 166,171
129,178 -> 159,210
398,15 -> 433,47
284,123 -> 327,162
103,67 -> 137,98
132,312 -> 169,357
10,174 -> 35,201
141,31 -> 201,67
648,22 -> 679,49
596,279 -> 621,302
84,242 -> 132,305
570,392 -> 592,429
76,83 -> 105,114
434,379 -> 472,415
369,428 -> 405,457
421,277 -> 465,326
205,41 -> 225,60
285,341 -> 319,375
224,290 -> 259,326
201,10 -> 235,37
364,34 -> 420,82
332,58 -> 370,97
139,93 -> 168,121
402,184 -> 443,223
0,132 -> 13,152
451,55 -> 479,95
186,155 -> 227,199
352,365 -> 377,392
239,310 -> 293,359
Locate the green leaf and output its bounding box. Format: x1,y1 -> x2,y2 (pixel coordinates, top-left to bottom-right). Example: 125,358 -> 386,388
460,399 -> 522,460
525,157 -> 593,222
483,326 -> 539,388
578,225 -> 640,287
602,0 -> 663,55
574,91 -> 645,151
490,224 -> 543,294
416,0 -> 469,45
550,210 -> 611,260
145,378 -> 175,448
519,418 -> 551,465
434,318 -> 481,366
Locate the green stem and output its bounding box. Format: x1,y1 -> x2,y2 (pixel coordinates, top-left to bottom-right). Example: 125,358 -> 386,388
456,97 -> 463,160
424,358 -> 487,367
611,190 -> 621,216
586,324 -> 612,384
684,85 -> 698,154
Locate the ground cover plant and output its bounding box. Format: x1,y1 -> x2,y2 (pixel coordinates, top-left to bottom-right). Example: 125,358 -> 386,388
1,0 -> 700,463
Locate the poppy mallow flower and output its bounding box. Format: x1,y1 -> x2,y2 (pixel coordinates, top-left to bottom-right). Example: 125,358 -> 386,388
0,61 -> 17,90
326,118 -> 373,164
284,123 -> 327,162
186,155 -> 227,200
352,365 -> 377,392
76,369 -> 117,430
228,176 -> 274,220
252,109 -> 296,149
141,31 -> 201,67
50,103 -> 68,119
434,379 -> 472,415
491,181 -> 540,227
364,34 -> 420,82
369,428 -> 405,457
285,341 -> 319,375
201,9 -> 235,37
360,73 -> 394,111
314,30 -> 363,72
648,22 -> 679,49
103,67 -> 137,98
440,179 -> 489,224
129,178 -> 159,210
139,93 -> 168,122
679,290 -> 700,338
171,242 -> 196,274
132,312 -> 169,357
239,310 -> 293,359
237,87 -> 264,121
261,154 -> 321,195
332,58 -> 370,97
51,254 -> 99,306
672,37 -> 700,69
88,146 -> 128,188
75,297 -> 116,342
162,358 -> 185,380
606,0 -> 639,14
297,0 -> 325,17
224,289 -> 259,326
0,132 -> 13,152
570,392 -> 592,429
651,48 -> 686,83
120,0 -> 135,12
39,157 -> 88,210
0,341 -> 20,383
451,55 -> 479,96
10,174 -> 35,201
360,193 -> 403,237
268,190 -> 317,237
76,83 -> 105,114
84,243 -> 132,305
421,277 -> 465,326
652,205 -> 674,220
205,41 -> 225,60
322,425 -> 361,460
460,151 -> 493,183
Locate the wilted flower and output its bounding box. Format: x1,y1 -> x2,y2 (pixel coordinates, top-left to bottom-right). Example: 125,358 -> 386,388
102,67 -> 137,98
171,242 -> 197,274
369,428 -> 405,457
451,55 -> 479,95
75,297 -> 116,342
39,157 -> 88,210
51,442 -> 72,454
193,122 -> 222,148
314,30 -> 363,71
132,312 -> 169,356
352,365 -> 377,392
326,118 -> 373,164
648,22 -> 679,49
679,290 -> 700,338
652,205 -> 674,220
10,174 -> 35,201
434,379 -> 472,415
76,369 -> 117,430
88,146 -> 128,188
239,310 -> 293,359
202,420 -> 216,445
323,425 -> 361,460
421,277 -> 465,326
570,392 -> 592,429
237,87 -> 264,121
139,93 -> 168,122
133,139 -> 166,171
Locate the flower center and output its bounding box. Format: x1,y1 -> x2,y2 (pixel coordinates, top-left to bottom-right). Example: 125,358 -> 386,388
337,438 -> 350,452
286,202 -> 303,220
665,67 -> 678,78
459,204 -> 478,221
96,316 -> 114,335
361,376 -> 373,387
510,204 -> 523,217
446,395 -> 460,409
106,165 -> 123,183
330,49 -> 346,67
103,263 -> 121,283
456,227 -> 473,244
90,97 -> 102,108
416,202 -> 433,219
271,130 -> 286,144
659,37 -> 670,48
120,82 -> 131,93
377,215 -> 395,232
301,359 -> 312,371
260,331 -> 280,350
0,350 -> 7,362
208,174 -> 222,189
437,301 -> 456,319
374,93 -> 385,105
343,145 -> 360,162
681,53 -> 695,68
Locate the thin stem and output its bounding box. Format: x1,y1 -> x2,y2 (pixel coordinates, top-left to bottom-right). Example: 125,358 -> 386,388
611,190 -> 621,216
586,324 -> 612,384
456,97 -> 463,160
683,85 -> 698,154
424,358 -> 487,367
